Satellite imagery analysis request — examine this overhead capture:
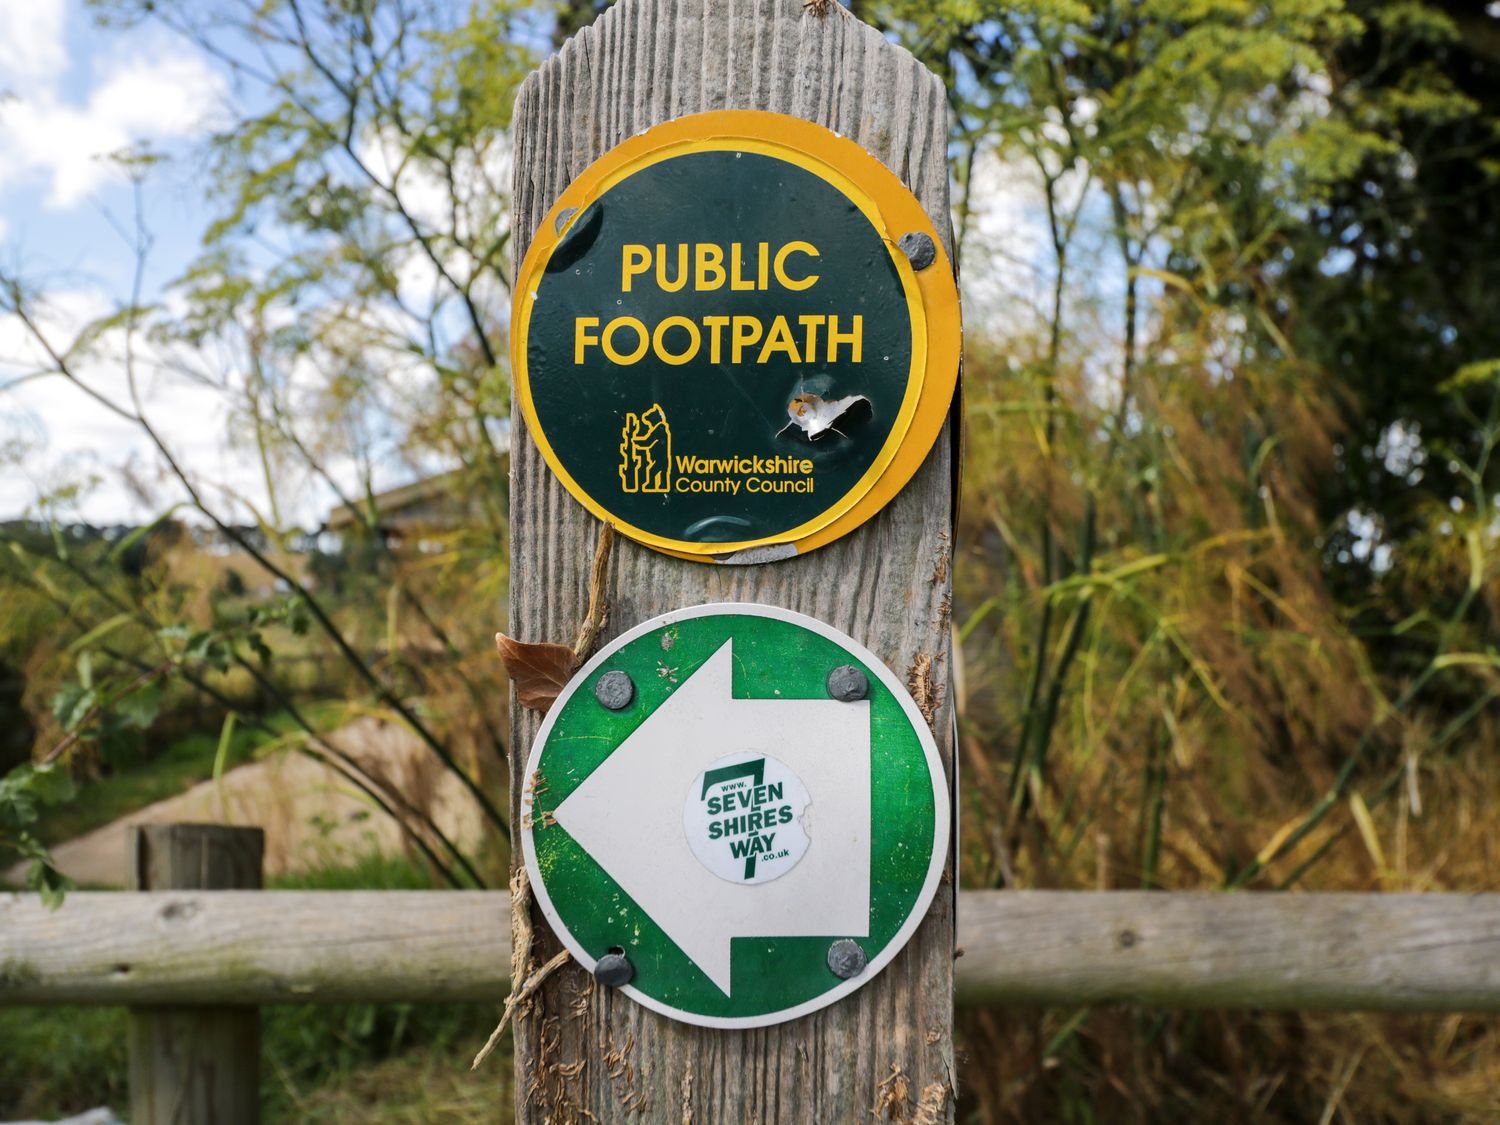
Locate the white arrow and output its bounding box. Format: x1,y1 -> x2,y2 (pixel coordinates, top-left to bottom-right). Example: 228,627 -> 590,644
552,639 -> 871,996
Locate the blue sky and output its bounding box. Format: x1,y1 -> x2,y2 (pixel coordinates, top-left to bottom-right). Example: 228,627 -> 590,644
0,7 -> 216,283
0,0 -> 533,530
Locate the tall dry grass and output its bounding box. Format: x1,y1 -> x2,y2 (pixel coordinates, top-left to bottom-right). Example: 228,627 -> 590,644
952,299 -> 1500,1118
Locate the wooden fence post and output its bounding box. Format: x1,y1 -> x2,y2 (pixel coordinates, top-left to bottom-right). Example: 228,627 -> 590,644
127,823 -> 264,1125
508,2 -> 957,1120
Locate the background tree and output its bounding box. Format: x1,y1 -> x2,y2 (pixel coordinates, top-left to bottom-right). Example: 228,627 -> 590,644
859,0 -> 1500,1116
1287,1 -> 1500,665
2,0 -> 548,888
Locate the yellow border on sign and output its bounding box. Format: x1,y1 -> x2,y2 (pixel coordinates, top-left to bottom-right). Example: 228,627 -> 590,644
516,132 -> 928,552
511,110 -> 961,561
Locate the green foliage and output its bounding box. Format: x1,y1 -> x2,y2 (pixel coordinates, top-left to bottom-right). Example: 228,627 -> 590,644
1,0 -> 527,888
48,653 -> 163,767
1282,0 -> 1500,622
0,1006 -> 129,1120
0,762 -> 76,906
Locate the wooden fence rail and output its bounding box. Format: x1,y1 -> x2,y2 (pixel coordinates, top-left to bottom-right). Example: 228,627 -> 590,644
6,890 -> 1500,1013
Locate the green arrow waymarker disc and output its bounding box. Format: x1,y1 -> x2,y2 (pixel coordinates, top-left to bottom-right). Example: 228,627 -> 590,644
520,604 -> 950,1029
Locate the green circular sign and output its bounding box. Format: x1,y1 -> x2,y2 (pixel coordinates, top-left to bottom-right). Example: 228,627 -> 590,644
520,604 -> 950,1029
511,110 -> 962,563
524,149 -> 911,547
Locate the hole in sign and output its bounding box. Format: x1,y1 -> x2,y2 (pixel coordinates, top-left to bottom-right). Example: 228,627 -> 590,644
777,392 -> 873,442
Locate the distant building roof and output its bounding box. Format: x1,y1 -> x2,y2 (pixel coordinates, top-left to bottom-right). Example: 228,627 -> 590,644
325,436 -> 510,536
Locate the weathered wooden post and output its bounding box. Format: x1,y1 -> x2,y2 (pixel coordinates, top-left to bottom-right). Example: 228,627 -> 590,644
127,823 -> 264,1125
507,1 -> 958,1119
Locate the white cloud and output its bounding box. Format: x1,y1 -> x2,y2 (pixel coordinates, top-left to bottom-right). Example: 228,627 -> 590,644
0,0 -> 67,87
959,151 -> 1056,325
0,34 -> 227,208
0,9 -> 310,525
357,123 -> 513,299
93,53 -> 225,136
0,285 -> 134,517
0,285 -> 284,525
0,284 -> 113,370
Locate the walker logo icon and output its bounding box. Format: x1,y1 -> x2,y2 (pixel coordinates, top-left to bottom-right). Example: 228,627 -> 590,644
620,404 -> 672,493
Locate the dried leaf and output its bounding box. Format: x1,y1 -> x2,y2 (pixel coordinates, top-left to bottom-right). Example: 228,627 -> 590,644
495,633 -> 578,714
873,1061 -> 912,1120
779,391 -> 870,440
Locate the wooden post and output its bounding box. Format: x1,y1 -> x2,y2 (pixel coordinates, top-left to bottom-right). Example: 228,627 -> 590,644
508,2 -> 956,1120
127,824 -> 264,1125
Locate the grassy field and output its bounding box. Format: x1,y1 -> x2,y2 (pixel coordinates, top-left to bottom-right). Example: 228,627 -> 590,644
31,702 -> 345,848
289,1049 -> 507,1124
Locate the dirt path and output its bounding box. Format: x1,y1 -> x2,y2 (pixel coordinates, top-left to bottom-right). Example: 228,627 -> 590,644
4,718 -> 488,887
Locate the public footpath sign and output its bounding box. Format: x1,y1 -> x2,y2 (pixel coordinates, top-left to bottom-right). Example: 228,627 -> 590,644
520,604 -> 950,1028
511,110 -> 961,563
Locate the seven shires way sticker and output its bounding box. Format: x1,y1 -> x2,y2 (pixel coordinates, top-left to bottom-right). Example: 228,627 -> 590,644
520,604 -> 950,1029
511,110 -> 961,563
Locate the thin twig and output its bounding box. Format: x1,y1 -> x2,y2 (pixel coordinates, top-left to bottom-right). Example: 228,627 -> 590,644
471,949 -> 572,1070
572,522 -> 616,663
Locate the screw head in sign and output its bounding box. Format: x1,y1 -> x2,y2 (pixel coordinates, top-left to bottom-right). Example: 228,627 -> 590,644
595,669 -> 635,711
594,949 -> 635,987
826,664 -> 869,702
827,939 -> 868,979
898,231 -> 936,271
